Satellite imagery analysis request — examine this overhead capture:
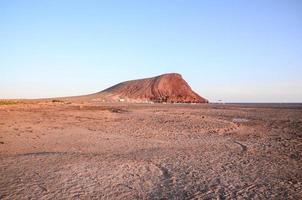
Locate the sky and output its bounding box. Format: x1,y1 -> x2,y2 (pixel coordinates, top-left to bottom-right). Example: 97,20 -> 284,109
0,0 -> 301,102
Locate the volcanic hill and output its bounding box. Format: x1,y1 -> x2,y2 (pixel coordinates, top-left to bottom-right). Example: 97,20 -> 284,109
94,73 -> 208,103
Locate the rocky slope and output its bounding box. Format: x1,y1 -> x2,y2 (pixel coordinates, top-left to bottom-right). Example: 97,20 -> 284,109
99,73 -> 208,103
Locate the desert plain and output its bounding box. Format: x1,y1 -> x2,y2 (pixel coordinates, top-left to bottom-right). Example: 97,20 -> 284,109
0,101 -> 301,199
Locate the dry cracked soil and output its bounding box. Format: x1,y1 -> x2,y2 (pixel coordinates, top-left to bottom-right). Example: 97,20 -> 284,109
0,102 -> 301,199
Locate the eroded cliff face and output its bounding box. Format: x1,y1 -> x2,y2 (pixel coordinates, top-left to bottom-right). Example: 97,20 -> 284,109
101,73 -> 208,103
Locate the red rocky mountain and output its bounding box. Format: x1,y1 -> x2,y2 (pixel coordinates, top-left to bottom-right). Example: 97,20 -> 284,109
99,73 -> 208,103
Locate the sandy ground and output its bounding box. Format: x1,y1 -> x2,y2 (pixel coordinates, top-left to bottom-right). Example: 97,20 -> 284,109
0,102 -> 301,199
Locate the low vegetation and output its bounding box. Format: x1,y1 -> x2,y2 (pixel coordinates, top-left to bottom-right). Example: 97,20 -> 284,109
52,99 -> 64,103
0,100 -> 19,106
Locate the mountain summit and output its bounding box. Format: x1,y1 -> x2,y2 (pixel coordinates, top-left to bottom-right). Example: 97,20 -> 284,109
99,73 -> 208,103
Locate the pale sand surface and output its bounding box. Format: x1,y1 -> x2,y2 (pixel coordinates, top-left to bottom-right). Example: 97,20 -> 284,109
0,102 -> 301,199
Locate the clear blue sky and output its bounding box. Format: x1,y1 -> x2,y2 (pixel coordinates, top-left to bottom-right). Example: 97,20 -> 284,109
1,0 -> 301,102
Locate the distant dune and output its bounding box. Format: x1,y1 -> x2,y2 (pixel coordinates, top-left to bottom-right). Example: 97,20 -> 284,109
95,73 -> 208,103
